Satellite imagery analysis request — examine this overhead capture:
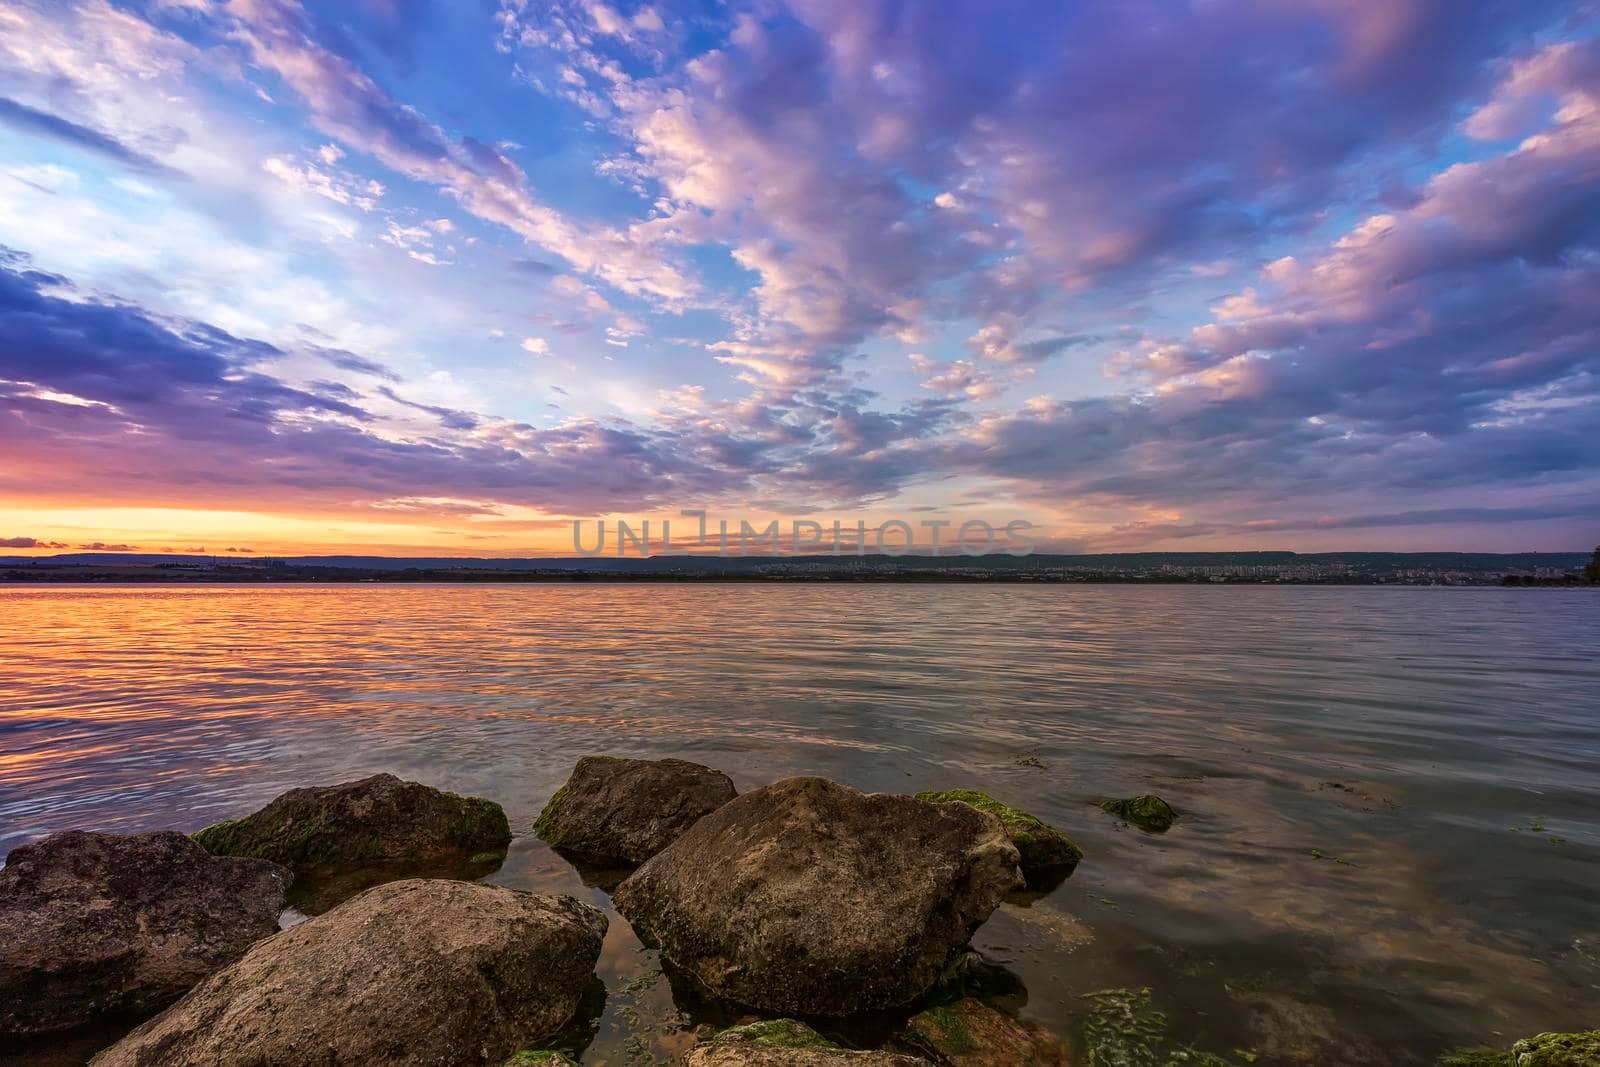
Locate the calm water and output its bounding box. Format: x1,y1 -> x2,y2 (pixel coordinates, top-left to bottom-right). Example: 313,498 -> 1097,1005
1,585 -> 1597,1065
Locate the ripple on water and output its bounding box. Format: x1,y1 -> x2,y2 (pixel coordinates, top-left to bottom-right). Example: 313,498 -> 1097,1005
0,584 -> 1596,1065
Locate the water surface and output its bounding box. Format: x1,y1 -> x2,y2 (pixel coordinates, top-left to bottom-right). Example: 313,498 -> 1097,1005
1,585 -> 1596,1064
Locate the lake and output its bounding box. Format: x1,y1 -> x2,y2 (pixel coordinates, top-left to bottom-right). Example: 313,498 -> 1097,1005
1,585 -> 1596,1064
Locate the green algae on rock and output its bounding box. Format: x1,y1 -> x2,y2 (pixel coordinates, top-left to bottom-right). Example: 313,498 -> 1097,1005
1436,1031 -> 1600,1066
1099,794 -> 1178,834
503,1053 -> 578,1066
686,1019 -> 927,1065
1512,1030 -> 1600,1066
914,789 -> 1083,878
192,772 -> 511,875
901,997 -> 1069,1065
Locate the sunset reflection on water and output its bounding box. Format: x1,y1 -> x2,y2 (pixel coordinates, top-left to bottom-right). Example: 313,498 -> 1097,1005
1,584 -> 1597,1064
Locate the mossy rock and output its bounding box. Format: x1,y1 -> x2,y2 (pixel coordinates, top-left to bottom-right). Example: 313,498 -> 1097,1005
1099,794 -> 1178,834
1511,1030 -> 1600,1066
720,1019 -> 843,1050
902,996 -> 1069,1065
503,1053 -> 578,1066
686,1018 -> 926,1065
192,773 -> 511,880
915,789 -> 1083,879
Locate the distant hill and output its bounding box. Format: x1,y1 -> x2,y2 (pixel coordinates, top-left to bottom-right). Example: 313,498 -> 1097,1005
1,550 -> 1589,573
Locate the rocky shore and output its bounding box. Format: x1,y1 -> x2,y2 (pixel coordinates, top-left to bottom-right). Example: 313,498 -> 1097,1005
1,763 -> 1594,1065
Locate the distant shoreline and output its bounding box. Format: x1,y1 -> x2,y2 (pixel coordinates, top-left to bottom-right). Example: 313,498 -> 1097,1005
3,570 -> 1593,588
3,549 -> 1592,588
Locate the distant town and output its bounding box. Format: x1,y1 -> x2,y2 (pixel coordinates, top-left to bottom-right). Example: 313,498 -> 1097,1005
3,550 -> 1596,586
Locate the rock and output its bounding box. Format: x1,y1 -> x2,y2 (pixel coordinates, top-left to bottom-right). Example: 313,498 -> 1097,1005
535,755 -> 737,865
613,776 -> 1022,1016
1099,794 -> 1178,833
900,998 -> 1069,1066
1436,1031 -> 1600,1067
1511,1031 -> 1600,1066
914,790 -> 1081,884
686,1020 -> 928,1066
191,772 -> 511,885
0,830 -> 289,1037
93,879 -> 607,1066
503,1054 -> 579,1066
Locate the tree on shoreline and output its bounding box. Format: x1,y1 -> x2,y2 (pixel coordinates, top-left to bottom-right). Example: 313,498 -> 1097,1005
1587,545 -> 1600,583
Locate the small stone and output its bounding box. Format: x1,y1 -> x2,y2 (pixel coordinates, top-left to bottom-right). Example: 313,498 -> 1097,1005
1099,794 -> 1178,833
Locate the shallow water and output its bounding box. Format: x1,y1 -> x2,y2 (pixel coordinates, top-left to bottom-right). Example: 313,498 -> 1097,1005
1,584 -> 1596,1064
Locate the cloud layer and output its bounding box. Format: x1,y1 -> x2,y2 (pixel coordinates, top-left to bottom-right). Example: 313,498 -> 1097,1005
0,0 -> 1596,551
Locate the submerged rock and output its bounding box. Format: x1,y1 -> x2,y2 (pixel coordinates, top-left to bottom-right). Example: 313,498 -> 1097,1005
900,998 -> 1069,1066
191,772 -> 511,886
686,1019 -> 928,1066
1437,1031 -> 1600,1066
535,755 -> 737,865
613,776 -> 1022,1016
0,830 -> 289,1037
914,789 -> 1082,884
93,878 -> 607,1066
1512,1031 -> 1600,1066
1099,794 -> 1178,833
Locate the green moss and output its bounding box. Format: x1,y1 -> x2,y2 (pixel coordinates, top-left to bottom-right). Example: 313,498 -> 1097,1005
533,781 -> 572,841
1099,794 -> 1178,834
1435,1048 -> 1511,1066
716,1019 -> 839,1050
448,795 -> 512,851
1511,1030 -> 1600,1066
502,1052 -> 578,1066
916,788 -> 1084,871
193,783 -> 509,870
905,1004 -> 979,1055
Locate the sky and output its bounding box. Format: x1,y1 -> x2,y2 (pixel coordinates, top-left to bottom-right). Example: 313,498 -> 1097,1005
1,0 -> 1598,558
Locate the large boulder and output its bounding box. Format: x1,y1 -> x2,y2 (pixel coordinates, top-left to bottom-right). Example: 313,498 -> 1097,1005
913,790 -> 1081,885
612,777 -> 1022,1016
93,879 -> 607,1066
191,772 -> 511,875
686,1020 -> 928,1066
0,830 -> 289,1037
899,998 -> 1069,1066
535,756 -> 737,865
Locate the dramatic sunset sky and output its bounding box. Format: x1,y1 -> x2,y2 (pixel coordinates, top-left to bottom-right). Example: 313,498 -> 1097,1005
2,0 -> 1598,556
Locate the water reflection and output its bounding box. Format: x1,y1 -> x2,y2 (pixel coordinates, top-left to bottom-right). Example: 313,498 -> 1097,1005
1,585 -> 1597,1064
